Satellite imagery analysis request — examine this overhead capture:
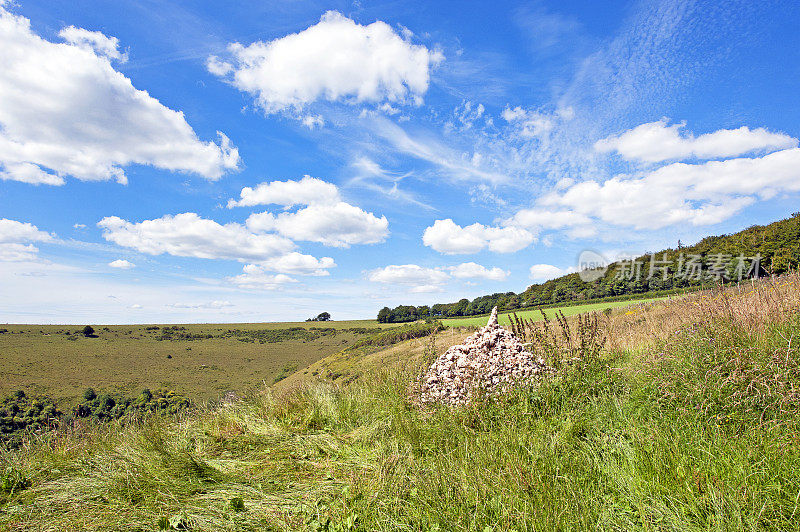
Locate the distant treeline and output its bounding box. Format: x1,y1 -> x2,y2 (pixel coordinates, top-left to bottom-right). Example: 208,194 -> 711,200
377,213 -> 800,322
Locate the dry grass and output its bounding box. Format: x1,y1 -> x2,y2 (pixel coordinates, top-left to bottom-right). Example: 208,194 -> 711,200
606,274 -> 800,351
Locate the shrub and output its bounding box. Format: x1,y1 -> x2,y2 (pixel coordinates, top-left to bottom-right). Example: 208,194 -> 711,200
73,388 -> 191,421
0,391 -> 61,447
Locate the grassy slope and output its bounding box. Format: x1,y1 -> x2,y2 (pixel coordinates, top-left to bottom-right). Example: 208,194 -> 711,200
440,295 -> 666,327
0,321 -> 390,404
2,279 -> 800,530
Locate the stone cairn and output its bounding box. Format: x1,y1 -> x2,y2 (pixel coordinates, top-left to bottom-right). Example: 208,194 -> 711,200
418,307 -> 552,405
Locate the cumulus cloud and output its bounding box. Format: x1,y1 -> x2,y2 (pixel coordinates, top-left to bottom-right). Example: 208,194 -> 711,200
228,175 -> 340,208
0,218 -> 53,261
208,11 -> 443,114
258,252 -> 335,276
449,262 -> 508,281
247,202 -> 388,248
595,119 -> 797,163
529,264 -> 576,282
97,212 -> 339,276
108,259 -> 135,269
368,264 -> 448,293
422,219 -> 535,254
0,4 -> 239,185
231,176 -> 389,248
537,147 -> 800,230
97,213 -> 295,262
227,264 -> 297,290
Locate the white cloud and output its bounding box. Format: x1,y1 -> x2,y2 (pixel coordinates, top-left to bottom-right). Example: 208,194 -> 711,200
449,262 -> 508,281
228,175 -> 340,208
58,26 -> 128,62
73,223 -> 87,229
0,243 -> 39,262
108,259 -> 135,269
168,300 -> 234,309
259,252 -> 335,276
97,213 -> 295,262
227,264 -> 297,290
0,218 -> 53,262
368,264 -> 449,293
422,219 -> 535,254
529,264 -> 576,282
0,218 -> 54,244
208,11 -> 442,114
0,5 -> 239,185
507,208 -> 592,232
539,147 -> 800,230
595,119 -> 797,163
501,106 -> 555,137
302,115 -> 324,129
231,176 -> 388,248
247,202 -> 388,248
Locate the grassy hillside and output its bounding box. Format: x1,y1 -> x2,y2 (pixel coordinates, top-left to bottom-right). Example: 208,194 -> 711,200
0,320 -> 392,404
440,296 -> 666,327
2,275 -> 800,530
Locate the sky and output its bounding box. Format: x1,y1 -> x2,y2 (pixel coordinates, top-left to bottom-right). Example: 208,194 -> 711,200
1,0 -> 800,324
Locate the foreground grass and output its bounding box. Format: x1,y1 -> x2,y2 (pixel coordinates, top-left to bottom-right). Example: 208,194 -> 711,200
2,278 -> 800,530
440,296 -> 666,327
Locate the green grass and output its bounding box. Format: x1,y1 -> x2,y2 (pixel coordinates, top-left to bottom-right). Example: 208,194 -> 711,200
2,310 -> 799,530
0,321 -> 392,405
2,282 -> 800,530
440,296 -> 666,327
0,314 -> 800,531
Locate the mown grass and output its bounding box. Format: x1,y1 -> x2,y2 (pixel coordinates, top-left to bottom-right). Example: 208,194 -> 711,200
2,276 -> 800,530
0,321 -> 390,404
440,296 -> 666,327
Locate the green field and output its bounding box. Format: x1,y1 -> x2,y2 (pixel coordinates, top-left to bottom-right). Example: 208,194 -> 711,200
441,296 -> 666,327
0,320 -> 391,405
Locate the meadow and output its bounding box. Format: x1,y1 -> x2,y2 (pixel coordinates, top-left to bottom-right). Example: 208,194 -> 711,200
2,279 -> 800,530
0,320 -> 392,405
440,296 -> 666,327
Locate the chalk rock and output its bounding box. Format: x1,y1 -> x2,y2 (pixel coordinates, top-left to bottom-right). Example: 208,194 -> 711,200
417,306 -> 551,405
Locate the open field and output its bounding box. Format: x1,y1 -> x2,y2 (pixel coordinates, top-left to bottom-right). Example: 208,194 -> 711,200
0,320 -> 392,405
3,276 -> 800,530
440,296 -> 667,327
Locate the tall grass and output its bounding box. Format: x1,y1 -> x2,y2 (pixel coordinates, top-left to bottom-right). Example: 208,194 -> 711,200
2,275 -> 800,530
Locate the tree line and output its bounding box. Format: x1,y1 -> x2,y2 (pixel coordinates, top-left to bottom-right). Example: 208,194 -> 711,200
377,213 -> 800,322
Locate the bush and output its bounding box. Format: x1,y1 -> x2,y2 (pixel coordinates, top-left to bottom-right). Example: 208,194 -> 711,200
0,391 -> 61,447
81,325 -> 95,337
74,388 -> 191,421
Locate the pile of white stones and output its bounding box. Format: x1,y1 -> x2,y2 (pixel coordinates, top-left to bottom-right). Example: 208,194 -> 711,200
418,307 -> 551,405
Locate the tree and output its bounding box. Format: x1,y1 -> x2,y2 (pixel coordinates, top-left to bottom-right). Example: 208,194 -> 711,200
81,325 -> 95,337
316,312 -> 331,322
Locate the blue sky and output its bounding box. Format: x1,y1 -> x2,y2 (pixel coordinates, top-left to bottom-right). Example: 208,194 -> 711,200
1,0 -> 799,323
